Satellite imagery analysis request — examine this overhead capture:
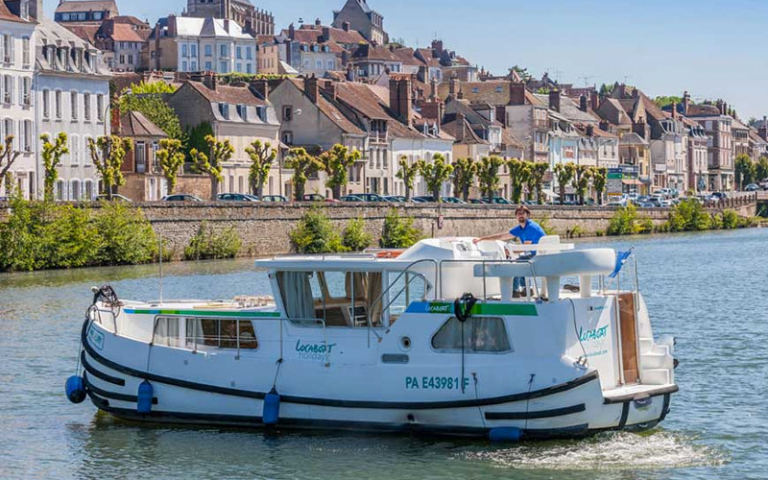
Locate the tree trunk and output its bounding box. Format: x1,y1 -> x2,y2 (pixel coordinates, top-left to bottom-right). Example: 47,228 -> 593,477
256,184 -> 264,198
295,181 -> 304,201
405,185 -> 411,201
559,185 -> 565,205
332,184 -> 342,200
463,184 -> 470,201
211,176 -> 219,200
44,177 -> 54,203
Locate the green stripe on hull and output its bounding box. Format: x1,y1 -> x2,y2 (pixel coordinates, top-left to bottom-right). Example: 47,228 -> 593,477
124,308 -> 281,318
405,302 -> 537,316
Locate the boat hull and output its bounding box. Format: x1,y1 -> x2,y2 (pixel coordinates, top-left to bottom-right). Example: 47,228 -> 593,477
81,320 -> 675,439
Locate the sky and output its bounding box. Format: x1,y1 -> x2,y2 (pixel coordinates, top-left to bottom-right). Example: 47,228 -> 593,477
44,0 -> 768,120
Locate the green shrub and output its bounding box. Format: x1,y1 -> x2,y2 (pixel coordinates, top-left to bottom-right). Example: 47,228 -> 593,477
95,202 -> 158,265
721,209 -> 740,229
710,213 -> 723,230
607,204 -> 639,236
637,218 -> 654,234
380,209 -> 423,248
0,197 -> 158,271
595,229 -> 605,237
668,199 -> 711,232
535,216 -> 556,235
184,221 -> 242,260
342,217 -> 372,251
290,208 -> 345,254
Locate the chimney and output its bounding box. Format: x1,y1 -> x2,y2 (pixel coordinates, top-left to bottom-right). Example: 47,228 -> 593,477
759,116 -> 768,141
322,27 -> 331,42
224,19 -> 231,33
579,94 -> 588,112
508,82 -> 525,106
599,120 -> 610,132
448,75 -> 460,99
389,76 -> 413,123
632,121 -> 647,140
549,89 -> 561,112
631,88 -> 639,99
586,125 -> 594,136
305,75 -> 319,104
167,15 -> 178,38
590,92 -> 599,111
457,112 -> 466,140
203,72 -> 217,91
342,21 -> 350,32
723,102 -> 728,116
429,77 -> 437,101
671,102 -> 677,119
322,80 -> 337,101
288,23 -> 295,39
682,91 -> 691,115
431,39 -> 444,55
250,80 -> 269,101
417,65 -> 428,83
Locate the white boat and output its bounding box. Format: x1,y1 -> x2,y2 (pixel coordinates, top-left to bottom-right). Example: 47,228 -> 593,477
68,236 -> 678,440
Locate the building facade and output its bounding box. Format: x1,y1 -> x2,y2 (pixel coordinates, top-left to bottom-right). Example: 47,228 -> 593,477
332,0 -> 387,45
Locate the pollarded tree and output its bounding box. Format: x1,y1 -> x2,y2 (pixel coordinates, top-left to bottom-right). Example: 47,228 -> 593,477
734,154 -> 755,190
396,155 -> 419,201
756,157 -> 768,184
419,153 -> 454,201
477,156 -> 504,198
0,135 -> 20,195
285,147 -> 323,201
190,135 -> 234,199
554,162 -> 576,205
592,167 -> 608,205
245,139 -> 277,198
451,157 -> 476,201
572,165 -> 592,205
156,138 -> 186,196
88,135 -> 133,200
523,163 -> 537,203
507,158 -> 527,203
40,133 -> 69,202
320,144 -> 361,199
531,162 -> 550,204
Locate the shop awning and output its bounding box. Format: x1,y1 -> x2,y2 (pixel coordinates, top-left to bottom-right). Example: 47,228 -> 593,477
622,179 -> 643,186
541,188 -> 559,198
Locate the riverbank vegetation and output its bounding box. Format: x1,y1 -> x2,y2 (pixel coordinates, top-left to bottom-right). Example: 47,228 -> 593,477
184,222 -> 242,261
607,200 -> 757,236
0,197 -> 158,272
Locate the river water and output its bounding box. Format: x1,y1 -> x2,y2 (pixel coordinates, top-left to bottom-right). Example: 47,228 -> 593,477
1,229 -> 766,480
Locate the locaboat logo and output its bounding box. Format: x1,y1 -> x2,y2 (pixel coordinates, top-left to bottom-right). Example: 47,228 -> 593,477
295,340 -> 337,361
578,325 -> 608,342
427,304 -> 452,314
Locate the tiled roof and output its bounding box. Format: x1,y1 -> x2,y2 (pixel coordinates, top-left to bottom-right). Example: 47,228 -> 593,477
620,132 -> 649,146
351,44 -> 401,62
748,128 -> 766,144
65,24 -> 100,43
37,16 -> 111,75
731,117 -> 749,130
55,0 -> 118,14
390,47 -> 424,67
442,118 -> 487,145
109,24 -> 145,42
0,2 -> 32,23
501,127 -> 524,148
415,48 -> 441,67
187,81 -> 267,107
120,111 -> 166,137
533,93 -> 600,124
684,104 -> 721,117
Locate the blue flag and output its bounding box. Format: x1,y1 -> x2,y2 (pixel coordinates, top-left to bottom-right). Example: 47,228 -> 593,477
609,250 -> 633,279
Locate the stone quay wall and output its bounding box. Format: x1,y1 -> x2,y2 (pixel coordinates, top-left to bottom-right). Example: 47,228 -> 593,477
139,203 -> 669,258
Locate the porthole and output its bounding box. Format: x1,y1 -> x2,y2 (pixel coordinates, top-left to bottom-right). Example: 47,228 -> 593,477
400,336 -> 412,351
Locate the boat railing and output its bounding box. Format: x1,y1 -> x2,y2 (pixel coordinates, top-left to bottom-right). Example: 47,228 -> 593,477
437,258 -> 540,302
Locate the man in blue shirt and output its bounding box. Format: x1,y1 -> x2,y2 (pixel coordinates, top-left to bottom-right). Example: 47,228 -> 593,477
474,206 -> 547,297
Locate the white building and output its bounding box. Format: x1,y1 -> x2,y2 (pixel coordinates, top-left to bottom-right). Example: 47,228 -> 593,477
0,0 -> 36,199
149,16 -> 257,74
36,16 -> 111,200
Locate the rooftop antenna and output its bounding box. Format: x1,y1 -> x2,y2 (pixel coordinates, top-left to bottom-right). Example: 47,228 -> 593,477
578,75 -> 595,87
623,75 -> 631,85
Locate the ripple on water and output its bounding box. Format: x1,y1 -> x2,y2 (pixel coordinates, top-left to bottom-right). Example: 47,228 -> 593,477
463,430 -> 728,471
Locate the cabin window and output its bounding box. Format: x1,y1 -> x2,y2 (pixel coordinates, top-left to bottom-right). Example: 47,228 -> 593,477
277,271 -> 384,328
185,318 -> 258,350
153,316 -> 180,347
431,317 -> 511,353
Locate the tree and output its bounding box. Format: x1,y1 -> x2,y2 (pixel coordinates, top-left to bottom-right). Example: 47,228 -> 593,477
419,153 -> 453,201
476,156 -> 504,198
319,144 -> 361,199
554,162 -> 576,205
523,163 -> 537,203
40,133 -> 69,202
592,167 -> 608,205
531,162 -> 550,204
396,156 -> 419,201
756,157 -> 768,184
572,165 -> 593,205
245,139 -> 276,197
0,135 -> 20,195
734,154 -> 755,190
507,158 -> 527,203
88,135 -> 133,200
156,139 -> 186,196
285,147 -> 323,201
451,157 -> 476,201
510,65 -> 532,82
119,92 -> 184,141
190,135 -> 234,199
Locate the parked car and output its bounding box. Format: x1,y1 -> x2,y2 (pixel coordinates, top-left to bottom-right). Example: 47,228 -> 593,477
356,193 -> 386,202
384,195 -> 406,203
440,196 -> 466,204
481,196 -> 512,205
745,183 -> 760,192
261,195 -> 288,203
412,195 -> 437,203
607,198 -> 627,207
93,194 -> 132,202
216,193 -> 259,202
162,194 -> 202,202
302,194 -> 337,203
710,192 -> 728,201
468,198 -> 487,204
339,195 -> 364,202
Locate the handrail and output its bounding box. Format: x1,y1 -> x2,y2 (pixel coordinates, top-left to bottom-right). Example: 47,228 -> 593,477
437,258 -> 540,301
366,258 -> 438,333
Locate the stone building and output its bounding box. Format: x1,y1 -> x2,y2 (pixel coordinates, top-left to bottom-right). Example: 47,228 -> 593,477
167,74 -> 281,198
184,0 -> 273,36
54,0 -> 118,25
118,110 -> 167,201
332,0 -> 387,45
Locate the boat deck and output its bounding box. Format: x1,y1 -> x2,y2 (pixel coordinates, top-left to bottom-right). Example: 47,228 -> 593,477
602,383 -> 679,404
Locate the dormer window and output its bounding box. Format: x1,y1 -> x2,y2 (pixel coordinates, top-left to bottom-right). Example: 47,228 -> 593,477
218,103 -> 230,119
256,106 -> 267,122
236,104 -> 247,121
